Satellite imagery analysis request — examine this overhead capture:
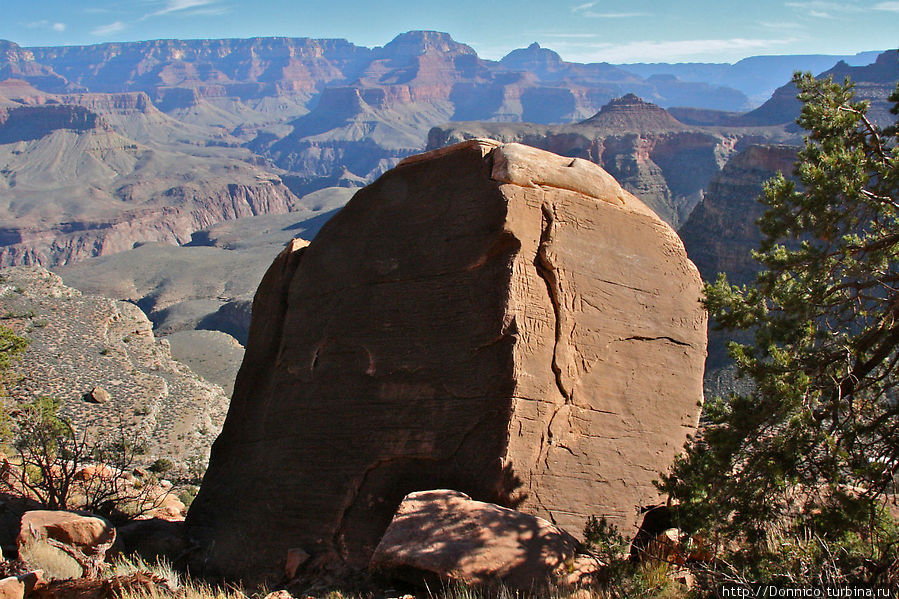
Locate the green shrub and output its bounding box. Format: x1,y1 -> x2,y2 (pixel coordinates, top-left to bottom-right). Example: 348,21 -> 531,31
149,458 -> 174,474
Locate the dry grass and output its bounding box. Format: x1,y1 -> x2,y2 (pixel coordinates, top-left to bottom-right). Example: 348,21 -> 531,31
18,537 -> 83,580
117,582 -> 252,599
103,555 -> 690,599
112,556 -> 253,599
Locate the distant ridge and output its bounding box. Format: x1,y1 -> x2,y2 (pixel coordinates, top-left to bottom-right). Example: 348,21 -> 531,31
731,49 -> 899,127
620,50 -> 885,102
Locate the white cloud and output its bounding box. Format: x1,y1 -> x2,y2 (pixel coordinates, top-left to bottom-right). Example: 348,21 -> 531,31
152,0 -> 219,15
785,1 -> 863,12
26,20 -> 67,32
91,21 -> 126,36
873,1 -> 899,10
571,2 -> 649,18
541,33 -> 601,38
808,10 -> 832,17
182,6 -> 230,16
555,37 -> 797,63
580,11 -> 650,17
758,20 -> 806,32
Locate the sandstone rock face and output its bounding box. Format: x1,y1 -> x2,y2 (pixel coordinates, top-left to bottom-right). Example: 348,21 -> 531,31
370,490 -> 579,589
186,140 -> 706,583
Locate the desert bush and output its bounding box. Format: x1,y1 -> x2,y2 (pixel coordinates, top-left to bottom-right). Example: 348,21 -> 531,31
1,396 -> 172,519
149,458 -> 174,474
0,324 -> 26,397
111,555 -> 181,591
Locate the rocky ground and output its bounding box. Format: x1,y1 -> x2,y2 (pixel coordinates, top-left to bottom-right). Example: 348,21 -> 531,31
0,266 -> 228,464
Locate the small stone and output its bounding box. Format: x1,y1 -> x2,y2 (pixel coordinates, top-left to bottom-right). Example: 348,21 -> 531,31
263,592 -> 294,599
18,510 -> 116,559
371,489 -> 579,590
87,386 -> 111,404
18,570 -> 45,594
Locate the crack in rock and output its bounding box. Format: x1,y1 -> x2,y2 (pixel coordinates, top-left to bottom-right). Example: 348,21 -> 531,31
623,335 -> 692,348
534,201 -> 573,404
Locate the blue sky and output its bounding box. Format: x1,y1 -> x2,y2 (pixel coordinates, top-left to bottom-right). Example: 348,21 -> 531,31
4,0 -> 897,63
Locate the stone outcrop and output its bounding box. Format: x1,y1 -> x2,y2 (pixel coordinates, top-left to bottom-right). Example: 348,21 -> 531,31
370,490 -> 579,590
0,82 -> 301,268
0,177 -> 299,268
186,140 -> 706,584
0,105 -> 105,143
18,511 -> 115,558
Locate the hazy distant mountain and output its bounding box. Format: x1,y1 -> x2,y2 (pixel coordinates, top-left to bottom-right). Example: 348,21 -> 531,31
0,32 -> 768,194
430,48 -> 896,229
732,49 -> 899,127
620,50 -> 883,104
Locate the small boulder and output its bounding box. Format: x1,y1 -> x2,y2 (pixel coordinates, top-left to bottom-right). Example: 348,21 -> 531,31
370,490 -> 579,590
72,465 -> 115,482
17,571 -> 45,595
139,486 -> 186,521
86,387 -> 110,404
558,554 -> 603,587
18,511 -> 115,557
644,528 -> 684,565
0,570 -> 44,599
0,576 -> 24,599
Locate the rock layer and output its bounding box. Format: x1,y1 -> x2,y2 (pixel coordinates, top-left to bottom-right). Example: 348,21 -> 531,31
186,140 -> 706,583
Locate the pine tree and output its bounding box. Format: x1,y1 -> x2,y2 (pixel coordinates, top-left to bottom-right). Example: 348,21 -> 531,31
661,72 -> 899,584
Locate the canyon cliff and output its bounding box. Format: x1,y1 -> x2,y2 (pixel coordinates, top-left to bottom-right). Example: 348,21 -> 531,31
0,95 -> 299,267
428,95 -> 796,228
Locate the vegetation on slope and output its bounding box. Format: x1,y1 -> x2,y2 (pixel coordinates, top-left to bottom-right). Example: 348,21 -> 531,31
661,71 -> 899,588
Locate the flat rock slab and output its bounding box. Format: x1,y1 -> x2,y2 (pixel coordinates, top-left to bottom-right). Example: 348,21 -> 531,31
186,139 -> 706,584
371,490 -> 579,589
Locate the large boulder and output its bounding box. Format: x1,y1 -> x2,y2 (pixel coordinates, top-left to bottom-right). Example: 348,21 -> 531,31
186,139 -> 707,583
370,490 -> 579,589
